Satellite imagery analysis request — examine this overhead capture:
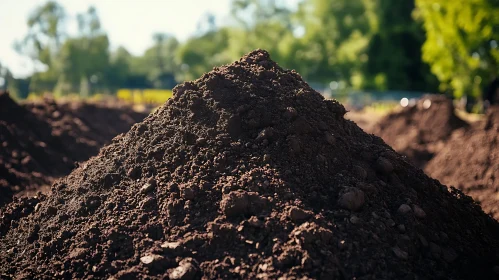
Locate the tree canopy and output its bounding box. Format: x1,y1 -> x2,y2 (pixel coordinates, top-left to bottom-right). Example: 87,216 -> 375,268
8,0 -> 499,100
415,0 -> 499,98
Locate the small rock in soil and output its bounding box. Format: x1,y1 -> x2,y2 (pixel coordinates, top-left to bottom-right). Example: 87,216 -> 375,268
288,206 -> 313,222
375,157 -> 394,174
140,182 -> 155,193
392,247 -> 409,260
169,258 -> 199,280
397,204 -> 412,215
338,187 -> 365,211
412,204 -> 426,219
220,191 -> 249,217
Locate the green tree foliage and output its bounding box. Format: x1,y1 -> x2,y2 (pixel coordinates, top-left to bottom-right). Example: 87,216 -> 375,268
415,0 -> 499,98
15,1 -> 66,66
106,47 -> 132,90
226,0 -> 294,66
176,28 -> 232,81
364,0 -> 438,91
15,1 -> 67,92
55,6 -> 110,95
292,0 -> 377,87
13,0 -> 498,99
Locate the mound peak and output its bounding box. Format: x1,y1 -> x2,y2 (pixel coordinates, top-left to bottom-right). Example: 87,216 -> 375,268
1,51 -> 498,279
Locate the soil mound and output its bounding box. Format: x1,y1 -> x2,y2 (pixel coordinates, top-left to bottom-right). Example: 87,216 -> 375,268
1,51 -> 499,279
426,106 -> 499,220
374,95 -> 468,168
0,92 -> 74,205
24,97 -> 147,162
0,93 -> 147,207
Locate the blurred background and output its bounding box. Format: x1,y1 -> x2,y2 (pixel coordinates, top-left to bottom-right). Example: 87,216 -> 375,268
0,0 -> 498,111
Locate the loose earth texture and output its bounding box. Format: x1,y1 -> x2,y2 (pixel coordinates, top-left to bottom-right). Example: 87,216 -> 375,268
24,97 -> 148,163
426,106 -> 499,221
1,50 -> 499,279
374,95 -> 468,168
0,92 -> 147,207
0,92 -> 74,206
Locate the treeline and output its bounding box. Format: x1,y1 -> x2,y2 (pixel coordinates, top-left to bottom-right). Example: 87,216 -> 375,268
1,0 -> 498,100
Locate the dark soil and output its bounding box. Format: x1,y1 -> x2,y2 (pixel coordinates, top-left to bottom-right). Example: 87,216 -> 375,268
0,93 -> 147,207
0,92 -> 74,206
374,95 -> 468,168
426,106 -> 499,220
24,97 -> 148,162
1,50 -> 499,279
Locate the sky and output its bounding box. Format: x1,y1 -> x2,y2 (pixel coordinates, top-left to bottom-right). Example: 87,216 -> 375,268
0,0 -> 232,78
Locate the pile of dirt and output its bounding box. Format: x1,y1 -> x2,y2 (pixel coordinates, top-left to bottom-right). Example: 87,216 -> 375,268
374,95 -> 468,168
1,50 -> 499,279
426,106 -> 499,220
0,92 -> 75,207
24,97 -> 147,162
0,92 -> 147,207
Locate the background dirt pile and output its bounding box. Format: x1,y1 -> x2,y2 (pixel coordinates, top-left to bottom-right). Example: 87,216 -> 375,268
374,95 -> 468,168
426,106 -> 499,220
0,91 -> 74,206
1,50 -> 499,279
24,97 -> 147,162
0,92 -> 147,207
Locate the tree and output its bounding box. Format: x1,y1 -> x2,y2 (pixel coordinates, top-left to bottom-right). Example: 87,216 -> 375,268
225,0 -> 294,67
415,0 -> 499,98
363,0 -> 438,91
15,1 -> 67,92
106,47 -> 132,90
176,28 -> 231,82
14,1 -> 66,71
55,6 -> 111,95
292,0 -> 377,87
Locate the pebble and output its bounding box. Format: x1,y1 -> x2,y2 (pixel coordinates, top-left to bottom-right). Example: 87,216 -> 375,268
349,215 -> 360,224
140,254 -> 168,271
161,241 -> 182,250
385,219 -> 395,227
392,246 -> 408,260
140,255 -> 158,265
220,191 -> 249,217
397,224 -> 406,233
352,165 -> 368,180
325,133 -> 336,145
338,188 -> 365,211
397,204 -> 412,215
412,205 -> 426,219
169,258 -> 199,280
288,206 -> 312,222
140,183 -> 155,193
375,157 -> 394,174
